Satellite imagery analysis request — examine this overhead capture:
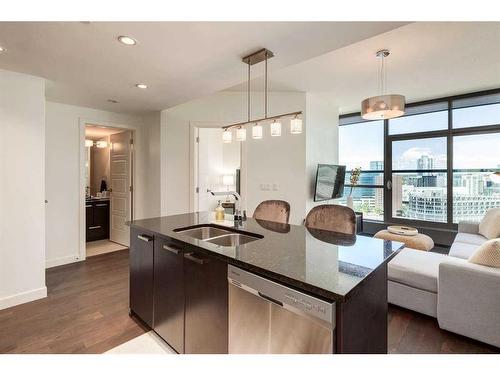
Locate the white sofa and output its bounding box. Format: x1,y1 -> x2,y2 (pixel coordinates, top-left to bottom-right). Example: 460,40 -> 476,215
388,220 -> 500,348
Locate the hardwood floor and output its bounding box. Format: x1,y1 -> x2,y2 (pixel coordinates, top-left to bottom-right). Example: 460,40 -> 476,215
0,249 -> 498,354
0,250 -> 147,354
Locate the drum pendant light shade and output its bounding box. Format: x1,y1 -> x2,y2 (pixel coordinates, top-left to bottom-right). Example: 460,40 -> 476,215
236,127 -> 247,141
290,117 -> 303,134
252,123 -> 263,139
361,94 -> 405,120
361,49 -> 405,120
270,121 -> 282,137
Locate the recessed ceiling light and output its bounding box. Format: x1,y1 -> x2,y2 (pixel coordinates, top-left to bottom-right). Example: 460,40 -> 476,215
136,83 -> 148,89
0,46 -> 6,52
117,36 -> 137,46
107,99 -> 119,104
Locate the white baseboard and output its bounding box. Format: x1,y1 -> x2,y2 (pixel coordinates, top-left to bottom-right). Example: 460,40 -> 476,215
46,254 -> 81,269
0,286 -> 47,310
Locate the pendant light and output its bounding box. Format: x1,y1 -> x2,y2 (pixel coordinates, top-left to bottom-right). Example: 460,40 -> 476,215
270,120 -> 282,137
221,48 -> 303,141
361,49 -> 405,120
290,115 -> 303,134
252,123 -> 263,139
236,127 -> 247,142
222,129 -> 232,143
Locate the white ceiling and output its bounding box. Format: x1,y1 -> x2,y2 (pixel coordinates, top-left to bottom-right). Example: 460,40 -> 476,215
85,124 -> 125,140
226,22 -> 500,114
0,21 -> 408,114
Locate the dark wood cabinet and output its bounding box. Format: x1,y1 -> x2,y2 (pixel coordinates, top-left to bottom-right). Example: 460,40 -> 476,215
86,200 -> 110,242
183,250 -> 228,354
129,227 -> 154,327
153,237 -> 185,353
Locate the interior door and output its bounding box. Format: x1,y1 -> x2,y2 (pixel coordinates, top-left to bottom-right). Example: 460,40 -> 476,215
197,128 -> 223,212
110,131 -> 131,246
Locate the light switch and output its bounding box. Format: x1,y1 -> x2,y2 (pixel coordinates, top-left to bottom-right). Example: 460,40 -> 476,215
272,183 -> 279,191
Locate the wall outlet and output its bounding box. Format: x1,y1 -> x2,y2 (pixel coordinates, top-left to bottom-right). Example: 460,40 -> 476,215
272,183 -> 279,191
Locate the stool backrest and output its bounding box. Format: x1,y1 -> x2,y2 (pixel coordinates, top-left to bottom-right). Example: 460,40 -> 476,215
305,204 -> 356,235
253,200 -> 291,224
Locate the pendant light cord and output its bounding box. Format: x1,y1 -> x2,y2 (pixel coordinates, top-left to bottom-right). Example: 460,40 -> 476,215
265,51 -> 268,118
247,62 -> 251,122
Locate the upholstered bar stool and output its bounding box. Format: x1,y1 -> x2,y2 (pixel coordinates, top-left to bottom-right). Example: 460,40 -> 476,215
253,200 -> 291,224
304,204 -> 356,235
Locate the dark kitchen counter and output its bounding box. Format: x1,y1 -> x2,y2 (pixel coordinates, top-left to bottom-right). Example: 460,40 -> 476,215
127,212 -> 403,302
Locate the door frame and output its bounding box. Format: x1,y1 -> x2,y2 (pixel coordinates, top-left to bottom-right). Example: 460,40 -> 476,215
78,118 -> 136,262
189,121 -> 245,213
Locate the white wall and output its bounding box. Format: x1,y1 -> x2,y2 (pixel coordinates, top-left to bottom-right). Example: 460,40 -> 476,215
161,91 -> 307,223
45,102 -> 161,268
0,70 -> 47,309
305,93 -> 339,213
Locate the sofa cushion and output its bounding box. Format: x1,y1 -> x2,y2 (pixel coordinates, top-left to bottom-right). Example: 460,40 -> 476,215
449,241 -> 480,259
454,232 -> 488,246
468,238 -> 500,268
478,207 -> 500,239
388,248 -> 448,293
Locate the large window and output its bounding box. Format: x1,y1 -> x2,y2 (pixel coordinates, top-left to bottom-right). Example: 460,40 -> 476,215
339,90 -> 500,227
338,117 -> 384,220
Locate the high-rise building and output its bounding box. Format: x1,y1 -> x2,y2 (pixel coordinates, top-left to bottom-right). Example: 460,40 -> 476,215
417,155 -> 434,170
370,161 -> 384,171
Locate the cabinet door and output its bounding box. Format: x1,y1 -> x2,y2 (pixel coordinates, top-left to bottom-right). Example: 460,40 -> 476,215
184,251 -> 228,354
153,238 -> 185,353
90,202 -> 109,240
129,228 -> 154,327
85,204 -> 93,242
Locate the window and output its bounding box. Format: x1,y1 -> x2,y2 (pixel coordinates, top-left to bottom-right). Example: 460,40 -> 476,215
339,89 -> 500,228
391,138 -> 448,223
453,133 -> 500,222
338,118 -> 384,220
453,93 -> 500,129
389,102 -> 448,135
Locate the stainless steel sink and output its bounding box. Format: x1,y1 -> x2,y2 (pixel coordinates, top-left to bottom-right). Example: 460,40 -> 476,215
205,233 -> 260,247
175,226 -> 234,240
174,225 -> 262,247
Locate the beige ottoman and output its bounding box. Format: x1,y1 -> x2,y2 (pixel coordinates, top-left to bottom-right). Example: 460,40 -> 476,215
374,229 -> 434,251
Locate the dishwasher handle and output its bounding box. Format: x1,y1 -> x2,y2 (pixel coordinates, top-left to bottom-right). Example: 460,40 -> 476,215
258,292 -> 283,307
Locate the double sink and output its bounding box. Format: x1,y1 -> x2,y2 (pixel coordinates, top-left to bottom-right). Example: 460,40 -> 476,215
174,224 -> 263,247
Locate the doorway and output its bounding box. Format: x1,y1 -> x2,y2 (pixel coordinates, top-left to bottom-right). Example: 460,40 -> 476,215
190,123 -> 241,215
82,123 -> 134,258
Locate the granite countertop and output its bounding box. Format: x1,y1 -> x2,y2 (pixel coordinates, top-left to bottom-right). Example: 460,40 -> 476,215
86,197 -> 110,202
128,212 -> 404,302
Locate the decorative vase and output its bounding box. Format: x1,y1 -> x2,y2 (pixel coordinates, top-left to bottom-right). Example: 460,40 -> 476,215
346,196 -> 354,209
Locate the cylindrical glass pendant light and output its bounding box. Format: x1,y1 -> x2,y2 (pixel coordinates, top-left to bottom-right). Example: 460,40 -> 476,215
236,127 -> 247,141
252,123 -> 263,139
290,117 -> 303,134
270,121 -> 281,136
222,129 -> 232,143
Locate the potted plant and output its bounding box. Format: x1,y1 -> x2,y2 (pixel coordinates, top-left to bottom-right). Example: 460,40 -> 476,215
347,167 -> 361,209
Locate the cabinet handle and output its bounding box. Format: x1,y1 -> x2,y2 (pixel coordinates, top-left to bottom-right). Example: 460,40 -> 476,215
88,225 -> 101,230
95,203 -> 108,207
137,234 -> 153,242
85,205 -> 92,208
184,253 -> 207,265
163,244 -> 182,254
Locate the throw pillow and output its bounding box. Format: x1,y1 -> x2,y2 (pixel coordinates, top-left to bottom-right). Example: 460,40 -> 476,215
468,238 -> 500,268
478,207 -> 500,239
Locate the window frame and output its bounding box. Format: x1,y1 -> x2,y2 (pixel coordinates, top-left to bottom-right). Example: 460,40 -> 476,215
339,88 -> 500,229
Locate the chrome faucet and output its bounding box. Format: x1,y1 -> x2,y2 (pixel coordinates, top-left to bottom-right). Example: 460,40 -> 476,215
208,189 -> 245,221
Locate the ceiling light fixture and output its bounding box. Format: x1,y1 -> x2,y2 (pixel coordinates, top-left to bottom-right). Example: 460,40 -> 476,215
118,35 -> 137,46
85,140 -> 94,147
0,46 -> 6,52
107,99 -> 119,104
136,83 -> 148,89
96,141 -> 108,148
361,49 -> 405,120
221,48 -> 303,143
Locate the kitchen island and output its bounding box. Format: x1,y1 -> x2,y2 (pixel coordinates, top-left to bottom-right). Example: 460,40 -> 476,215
127,212 -> 403,354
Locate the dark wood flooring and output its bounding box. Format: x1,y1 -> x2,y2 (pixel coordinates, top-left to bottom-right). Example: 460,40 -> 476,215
0,249 -> 498,354
0,250 -> 147,354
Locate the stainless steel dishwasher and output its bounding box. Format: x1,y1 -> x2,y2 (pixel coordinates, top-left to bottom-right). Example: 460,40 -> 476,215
228,265 -> 335,354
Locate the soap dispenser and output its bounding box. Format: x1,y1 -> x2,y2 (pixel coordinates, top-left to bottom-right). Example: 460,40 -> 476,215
215,200 -> 225,222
